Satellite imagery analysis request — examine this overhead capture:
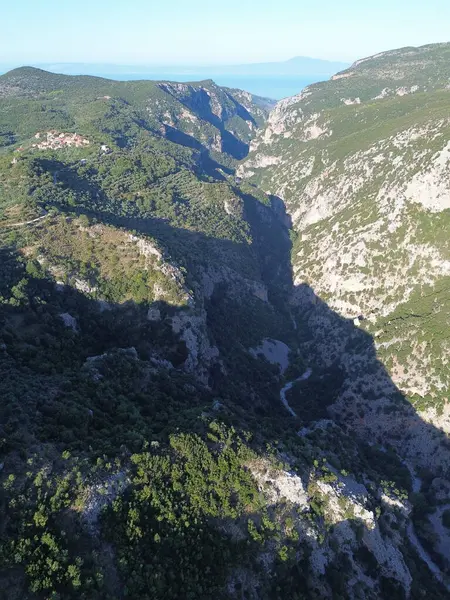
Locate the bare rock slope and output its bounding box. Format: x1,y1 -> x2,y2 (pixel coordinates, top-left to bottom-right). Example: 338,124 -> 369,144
241,42 -> 450,419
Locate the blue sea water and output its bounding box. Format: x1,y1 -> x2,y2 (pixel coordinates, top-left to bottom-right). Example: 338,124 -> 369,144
96,73 -> 319,100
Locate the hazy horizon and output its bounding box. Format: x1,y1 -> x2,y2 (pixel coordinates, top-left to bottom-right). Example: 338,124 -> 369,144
2,0 -> 449,65
0,54 -> 350,74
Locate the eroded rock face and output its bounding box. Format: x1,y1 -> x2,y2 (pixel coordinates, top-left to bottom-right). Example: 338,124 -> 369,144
200,265 -> 268,303
81,471 -> 129,534
241,42 -> 450,438
59,312 -> 78,331
154,79 -> 272,160
248,458 -> 309,508
171,311 -> 219,383
245,454 -> 420,598
147,306 -> 161,322
74,278 -> 97,295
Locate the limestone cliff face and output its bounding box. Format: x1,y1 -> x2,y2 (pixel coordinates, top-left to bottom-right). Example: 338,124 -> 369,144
155,80 -> 273,159
241,42 -> 450,417
236,46 -> 450,583
169,190 -> 293,383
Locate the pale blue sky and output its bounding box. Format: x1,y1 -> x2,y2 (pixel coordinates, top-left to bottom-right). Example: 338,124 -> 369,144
2,0 -> 449,65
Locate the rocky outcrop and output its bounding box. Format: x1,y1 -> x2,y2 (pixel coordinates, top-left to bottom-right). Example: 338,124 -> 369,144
200,265 -> 268,303
59,312 -> 78,331
249,338 -> 290,373
171,310 -> 219,383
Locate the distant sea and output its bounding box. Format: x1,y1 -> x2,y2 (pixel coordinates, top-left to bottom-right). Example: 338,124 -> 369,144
95,73 -> 319,100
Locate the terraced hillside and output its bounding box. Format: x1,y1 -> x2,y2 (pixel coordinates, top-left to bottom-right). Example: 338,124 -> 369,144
0,68 -> 294,385
0,67 -> 272,151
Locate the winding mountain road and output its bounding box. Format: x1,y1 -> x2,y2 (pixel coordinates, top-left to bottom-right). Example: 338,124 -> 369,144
3,210 -> 48,228
280,368 -> 312,417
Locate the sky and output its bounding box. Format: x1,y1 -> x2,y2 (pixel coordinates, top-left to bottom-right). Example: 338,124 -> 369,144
1,0 -> 450,66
